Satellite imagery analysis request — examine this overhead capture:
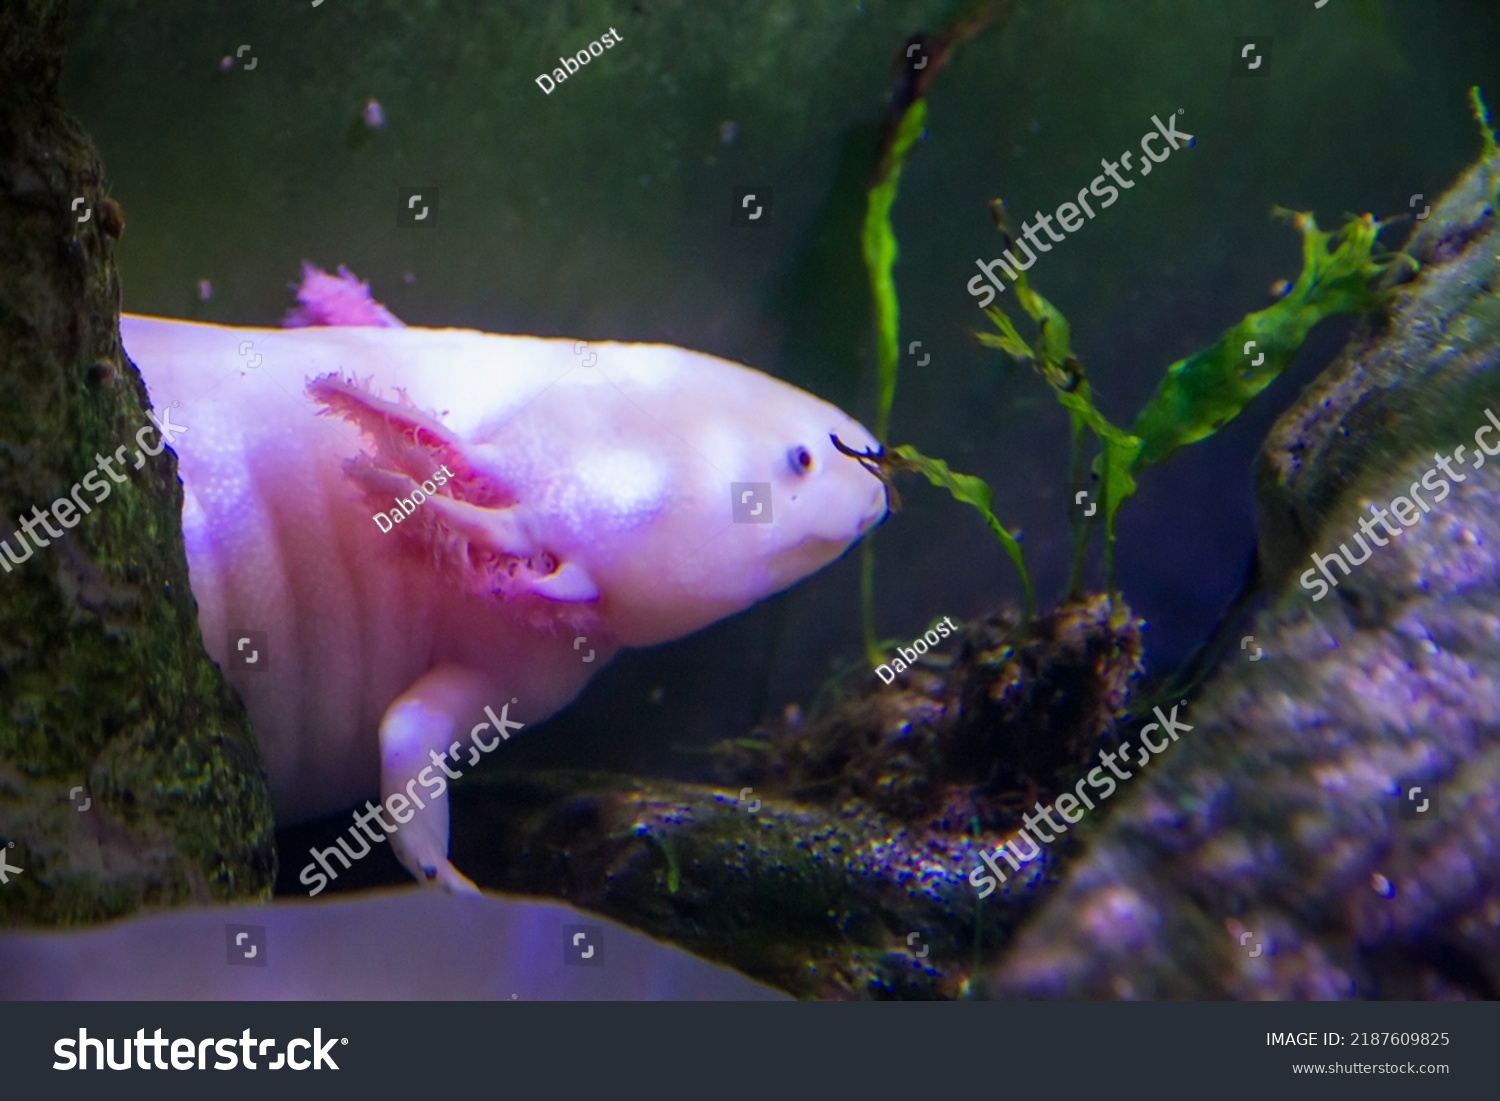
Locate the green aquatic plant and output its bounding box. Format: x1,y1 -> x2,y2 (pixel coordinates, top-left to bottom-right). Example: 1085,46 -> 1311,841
1473,85 -> 1497,160
864,102 -> 927,447
859,100 -> 937,663
992,213 -> 1392,597
977,266 -> 1139,598
979,208 -> 1396,598
855,31 -> 1469,648
1127,210 -> 1394,470
888,445 -> 1034,619
856,2 -> 1017,662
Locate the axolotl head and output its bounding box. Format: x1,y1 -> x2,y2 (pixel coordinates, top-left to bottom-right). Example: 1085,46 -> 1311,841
514,343 -> 889,647
314,340 -> 888,649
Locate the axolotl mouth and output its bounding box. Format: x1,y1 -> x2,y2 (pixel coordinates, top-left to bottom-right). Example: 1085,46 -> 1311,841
786,491 -> 887,552
814,477 -> 889,541
754,421 -> 889,594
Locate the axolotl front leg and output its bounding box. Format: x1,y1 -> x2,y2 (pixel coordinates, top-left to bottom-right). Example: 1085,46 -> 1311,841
308,374 -> 601,892
376,665 -> 519,895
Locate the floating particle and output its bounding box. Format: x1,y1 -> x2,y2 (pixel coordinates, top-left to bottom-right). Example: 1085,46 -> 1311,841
218,55 -> 233,73
363,98 -> 385,130
719,120 -> 738,145
1270,278 -> 1292,299
1371,872 -> 1395,898
197,279 -> 213,302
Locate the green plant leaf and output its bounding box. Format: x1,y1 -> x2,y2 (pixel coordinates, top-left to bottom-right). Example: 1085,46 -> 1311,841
1129,212 -> 1391,471
863,101 -> 928,443
1473,85 -> 1497,160
1013,277 -> 1075,370
978,305 -> 1032,360
980,271 -> 1141,586
890,444 -> 1033,621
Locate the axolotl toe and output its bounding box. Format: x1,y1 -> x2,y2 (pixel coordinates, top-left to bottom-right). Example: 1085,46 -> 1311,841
120,306 -> 887,894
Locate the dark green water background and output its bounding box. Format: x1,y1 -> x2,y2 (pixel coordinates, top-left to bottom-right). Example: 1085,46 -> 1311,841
60,1 -> 1500,781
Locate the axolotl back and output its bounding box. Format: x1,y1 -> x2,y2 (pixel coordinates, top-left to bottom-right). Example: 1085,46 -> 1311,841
120,314 -> 887,892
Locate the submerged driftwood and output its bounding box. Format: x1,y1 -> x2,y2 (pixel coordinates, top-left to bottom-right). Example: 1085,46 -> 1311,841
0,0 -> 275,926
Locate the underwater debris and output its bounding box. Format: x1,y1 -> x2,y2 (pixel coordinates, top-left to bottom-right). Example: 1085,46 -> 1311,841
729,595 -> 1142,818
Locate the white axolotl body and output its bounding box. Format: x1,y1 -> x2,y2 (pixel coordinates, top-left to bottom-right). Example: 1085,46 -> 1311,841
120,312 -> 885,892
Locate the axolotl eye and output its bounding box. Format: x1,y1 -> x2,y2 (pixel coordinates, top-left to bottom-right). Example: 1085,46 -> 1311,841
788,445 -> 815,475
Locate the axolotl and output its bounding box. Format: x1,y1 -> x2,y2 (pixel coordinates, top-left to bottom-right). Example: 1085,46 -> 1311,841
119,271 -> 886,893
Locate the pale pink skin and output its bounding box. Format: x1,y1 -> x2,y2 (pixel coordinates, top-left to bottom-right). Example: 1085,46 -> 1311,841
120,315 -> 886,892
